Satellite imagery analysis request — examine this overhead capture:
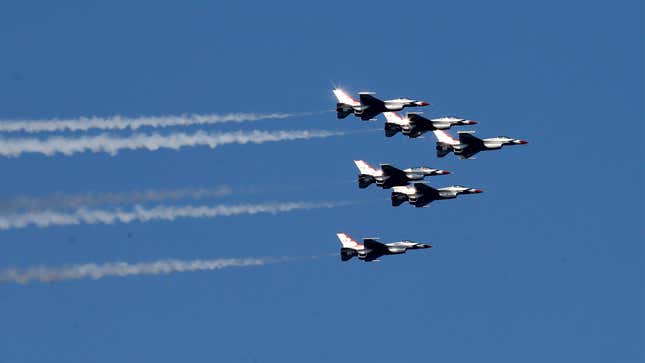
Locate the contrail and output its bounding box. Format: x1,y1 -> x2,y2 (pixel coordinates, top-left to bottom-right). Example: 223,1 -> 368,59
0,129 -> 344,157
0,201 -> 346,230
0,256 -> 316,284
0,186 -> 233,213
0,112 -> 306,133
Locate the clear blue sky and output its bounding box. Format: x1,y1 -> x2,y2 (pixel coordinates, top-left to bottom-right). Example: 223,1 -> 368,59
0,1 -> 642,362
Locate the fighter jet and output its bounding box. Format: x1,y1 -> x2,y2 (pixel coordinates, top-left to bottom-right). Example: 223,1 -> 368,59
383,112 -> 477,138
337,232 -> 432,262
333,88 -> 429,121
433,130 -> 528,159
354,160 -> 450,189
391,183 -> 483,208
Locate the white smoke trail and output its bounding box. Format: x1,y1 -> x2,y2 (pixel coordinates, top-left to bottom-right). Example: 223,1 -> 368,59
0,186 -> 233,213
0,201 -> 345,230
0,256 -> 306,284
0,112 -> 304,133
0,129 -> 344,157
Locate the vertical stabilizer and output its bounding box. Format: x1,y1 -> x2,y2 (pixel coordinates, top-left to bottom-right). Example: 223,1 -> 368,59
432,130 -> 459,145
336,233 -> 363,249
383,112 -> 406,125
333,89 -> 359,106
353,160 -> 378,176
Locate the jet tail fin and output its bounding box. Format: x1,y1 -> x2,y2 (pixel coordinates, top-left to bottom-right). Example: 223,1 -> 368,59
354,160 -> 378,176
333,89 -> 359,119
336,233 -> 362,249
432,130 -> 459,145
333,89 -> 359,106
383,112 -> 405,125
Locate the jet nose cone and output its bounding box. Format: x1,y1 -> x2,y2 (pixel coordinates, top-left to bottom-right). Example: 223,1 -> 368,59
439,170 -> 451,175
423,244 -> 432,249
418,101 -> 430,106
472,189 -> 483,194
518,140 -> 528,144
466,120 -> 478,125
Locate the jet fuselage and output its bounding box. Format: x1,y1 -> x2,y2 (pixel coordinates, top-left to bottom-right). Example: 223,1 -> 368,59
354,160 -> 450,189
337,233 -> 432,262
434,130 -> 528,159
391,184 -> 483,207
383,113 -> 476,138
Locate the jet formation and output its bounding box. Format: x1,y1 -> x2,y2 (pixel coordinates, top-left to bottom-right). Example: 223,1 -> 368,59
332,88 -> 527,262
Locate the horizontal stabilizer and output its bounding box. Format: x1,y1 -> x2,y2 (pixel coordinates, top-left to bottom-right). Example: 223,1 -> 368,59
336,104 -> 353,119
436,142 -> 453,158
391,192 -> 408,207
340,248 -> 358,261
384,123 -> 401,137
358,175 -> 376,189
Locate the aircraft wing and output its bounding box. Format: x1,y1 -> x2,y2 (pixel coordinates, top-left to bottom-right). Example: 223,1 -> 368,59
380,164 -> 405,177
413,183 -> 440,197
380,164 -> 409,189
458,132 -> 484,147
407,113 -> 436,131
360,108 -> 382,121
359,93 -> 384,107
363,238 -> 388,261
359,93 -> 386,120
413,183 -> 439,207
457,146 -> 480,159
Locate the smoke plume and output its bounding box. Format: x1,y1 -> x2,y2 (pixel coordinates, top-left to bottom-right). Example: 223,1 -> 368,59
0,129 -> 344,157
0,112 -> 303,133
0,201 -> 345,230
0,256 -> 304,284
0,186 -> 233,213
